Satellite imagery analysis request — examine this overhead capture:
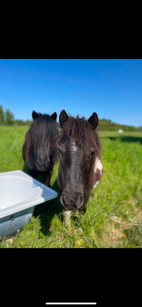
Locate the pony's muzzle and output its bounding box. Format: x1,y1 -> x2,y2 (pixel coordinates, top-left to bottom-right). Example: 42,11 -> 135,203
60,191 -> 84,211
36,158 -> 50,171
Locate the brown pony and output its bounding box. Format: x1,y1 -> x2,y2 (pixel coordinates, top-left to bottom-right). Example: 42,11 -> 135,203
22,110 -> 58,186
57,110 -> 103,213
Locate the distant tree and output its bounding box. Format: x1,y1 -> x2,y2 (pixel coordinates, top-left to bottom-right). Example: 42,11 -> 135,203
4,109 -> 14,124
0,105 -> 4,123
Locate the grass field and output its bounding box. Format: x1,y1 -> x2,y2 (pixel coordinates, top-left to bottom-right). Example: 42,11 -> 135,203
0,126 -> 142,248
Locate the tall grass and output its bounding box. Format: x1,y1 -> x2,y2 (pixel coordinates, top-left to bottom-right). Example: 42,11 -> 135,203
0,127 -> 142,248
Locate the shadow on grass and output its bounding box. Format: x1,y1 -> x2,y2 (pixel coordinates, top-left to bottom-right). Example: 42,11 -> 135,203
33,179 -> 63,237
23,162 -> 29,174
107,136 -> 142,144
22,162 -> 63,237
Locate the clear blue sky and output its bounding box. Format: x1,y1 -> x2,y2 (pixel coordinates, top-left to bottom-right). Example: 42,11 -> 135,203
0,59 -> 142,127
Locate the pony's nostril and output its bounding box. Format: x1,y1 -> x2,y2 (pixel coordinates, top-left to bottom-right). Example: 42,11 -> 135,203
60,191 -> 84,210
36,158 -> 50,170
36,160 -> 41,167
76,193 -> 83,208
61,193 -> 74,208
78,194 -> 82,202
45,161 -> 49,168
60,194 -> 67,208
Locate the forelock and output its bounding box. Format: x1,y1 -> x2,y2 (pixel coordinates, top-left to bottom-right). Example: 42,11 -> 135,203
61,116 -> 101,154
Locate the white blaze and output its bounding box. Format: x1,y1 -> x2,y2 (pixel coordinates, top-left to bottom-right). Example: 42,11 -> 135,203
71,140 -> 77,152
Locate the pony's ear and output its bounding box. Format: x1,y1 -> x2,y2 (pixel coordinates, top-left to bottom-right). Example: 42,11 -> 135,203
51,112 -> 57,121
59,110 -> 69,128
32,110 -> 39,120
88,112 -> 98,130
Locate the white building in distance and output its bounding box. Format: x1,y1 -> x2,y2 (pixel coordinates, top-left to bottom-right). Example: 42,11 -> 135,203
118,129 -> 123,133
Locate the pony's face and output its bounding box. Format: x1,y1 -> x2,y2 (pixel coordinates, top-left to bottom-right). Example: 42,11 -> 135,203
57,135 -> 97,211
57,110 -> 103,212
23,111 -> 58,172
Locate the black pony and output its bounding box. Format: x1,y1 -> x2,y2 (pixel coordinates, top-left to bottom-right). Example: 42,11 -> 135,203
22,110 -> 58,186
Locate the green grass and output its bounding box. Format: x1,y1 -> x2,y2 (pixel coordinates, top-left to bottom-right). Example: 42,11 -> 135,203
0,126 -> 142,248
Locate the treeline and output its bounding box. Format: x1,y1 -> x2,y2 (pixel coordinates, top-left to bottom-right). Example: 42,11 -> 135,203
0,105 -> 14,125
98,118 -> 141,131
0,105 -> 32,126
0,105 -> 141,131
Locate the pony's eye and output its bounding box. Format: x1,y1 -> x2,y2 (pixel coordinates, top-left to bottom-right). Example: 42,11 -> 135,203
90,151 -> 95,157
86,151 -> 95,159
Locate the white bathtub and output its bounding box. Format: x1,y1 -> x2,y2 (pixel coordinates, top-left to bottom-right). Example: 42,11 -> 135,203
0,170 -> 58,239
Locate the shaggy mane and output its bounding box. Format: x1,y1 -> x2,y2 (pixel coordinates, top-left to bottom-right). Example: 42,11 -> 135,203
28,114 -> 58,144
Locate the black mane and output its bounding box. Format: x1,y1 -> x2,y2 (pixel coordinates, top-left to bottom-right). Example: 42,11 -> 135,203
29,113 -> 58,145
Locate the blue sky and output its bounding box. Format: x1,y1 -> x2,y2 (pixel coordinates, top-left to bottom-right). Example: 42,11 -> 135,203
0,59 -> 142,126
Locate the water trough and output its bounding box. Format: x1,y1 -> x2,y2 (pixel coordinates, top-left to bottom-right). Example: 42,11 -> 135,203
0,170 -> 58,239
